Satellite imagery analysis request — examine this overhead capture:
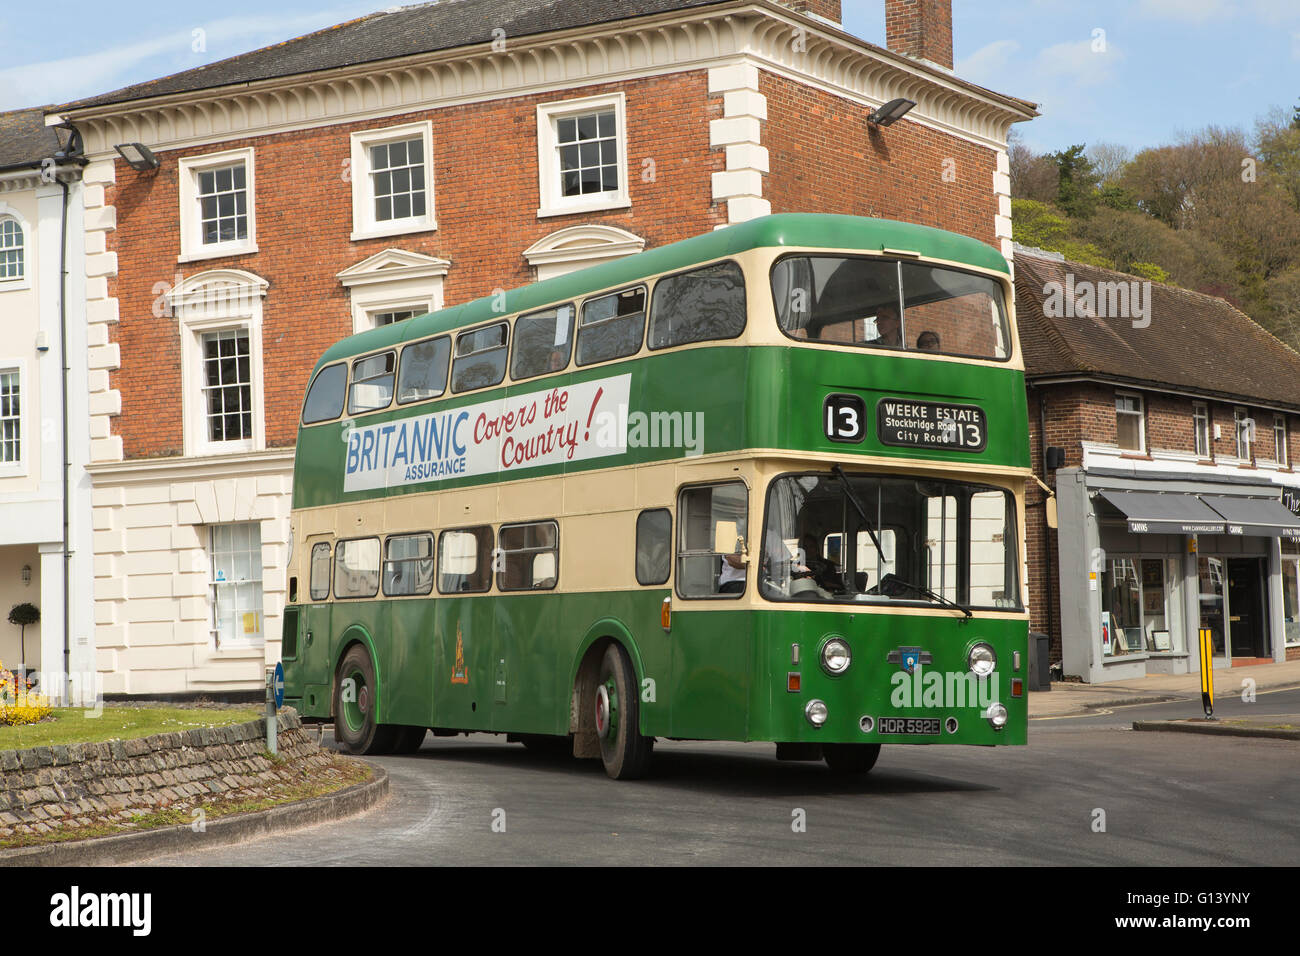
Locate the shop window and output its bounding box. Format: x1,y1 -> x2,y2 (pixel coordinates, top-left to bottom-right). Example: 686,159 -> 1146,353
1115,393 -> 1144,452
1283,540 -> 1300,647
1101,556 -> 1178,656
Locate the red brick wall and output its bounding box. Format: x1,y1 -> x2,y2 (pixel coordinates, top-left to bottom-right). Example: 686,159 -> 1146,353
760,73 -> 997,245
107,73 -> 726,457
885,0 -> 954,69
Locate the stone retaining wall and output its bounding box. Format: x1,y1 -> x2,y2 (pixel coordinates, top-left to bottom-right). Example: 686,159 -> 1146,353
0,710 -> 335,839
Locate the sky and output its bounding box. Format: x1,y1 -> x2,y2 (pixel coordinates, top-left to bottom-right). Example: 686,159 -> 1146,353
1,0 -> 1298,155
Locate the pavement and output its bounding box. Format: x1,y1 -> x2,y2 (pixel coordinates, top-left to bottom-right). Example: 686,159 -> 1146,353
1029,657 -> 1300,718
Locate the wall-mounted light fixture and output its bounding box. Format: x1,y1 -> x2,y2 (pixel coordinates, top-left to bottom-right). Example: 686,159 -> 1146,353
114,142 -> 160,171
867,98 -> 917,127
20,564 -> 31,586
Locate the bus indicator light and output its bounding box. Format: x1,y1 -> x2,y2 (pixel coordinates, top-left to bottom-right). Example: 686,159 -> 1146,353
787,672 -> 801,693
1011,678 -> 1023,698
660,597 -> 671,631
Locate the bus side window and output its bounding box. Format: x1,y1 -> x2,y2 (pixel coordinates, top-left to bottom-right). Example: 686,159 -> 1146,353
676,481 -> 747,599
511,305 -> 574,380
397,336 -> 450,404
309,542 -> 332,601
334,538 -> 380,598
452,323 -> 509,393
384,533 -> 435,596
648,261 -> 746,351
438,527 -> 493,593
497,521 -> 559,591
302,363 -> 346,424
635,509 -> 672,586
348,352 -> 396,414
577,286 -> 646,366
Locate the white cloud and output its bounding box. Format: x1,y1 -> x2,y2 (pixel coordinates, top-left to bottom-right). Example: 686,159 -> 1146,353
0,3 -> 382,112
1032,38 -> 1124,87
956,39 -> 1020,87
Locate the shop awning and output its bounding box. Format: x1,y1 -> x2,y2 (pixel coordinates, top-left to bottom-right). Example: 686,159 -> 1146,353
1200,495 -> 1300,540
1097,490 -> 1226,535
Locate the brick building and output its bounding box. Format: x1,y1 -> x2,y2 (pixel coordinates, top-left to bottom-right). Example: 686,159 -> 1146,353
45,0 -> 1035,695
0,109 -> 94,698
1017,247 -> 1300,683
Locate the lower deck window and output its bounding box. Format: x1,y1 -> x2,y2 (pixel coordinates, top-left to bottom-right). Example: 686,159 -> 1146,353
384,533 -> 435,596
439,527 -> 493,593
497,521 -> 559,591
335,537 -> 380,598
676,481 -> 748,599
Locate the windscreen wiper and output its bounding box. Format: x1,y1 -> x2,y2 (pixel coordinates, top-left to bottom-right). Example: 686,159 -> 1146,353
880,573 -> 973,619
831,465 -> 883,555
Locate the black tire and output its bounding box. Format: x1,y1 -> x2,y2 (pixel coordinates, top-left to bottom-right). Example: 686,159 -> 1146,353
390,726 -> 427,754
595,644 -> 654,780
333,645 -> 397,755
823,743 -> 881,774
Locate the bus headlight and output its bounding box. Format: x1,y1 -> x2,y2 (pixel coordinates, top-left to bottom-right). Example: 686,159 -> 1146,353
985,702 -> 1009,730
805,699 -> 828,727
821,637 -> 852,675
967,643 -> 997,677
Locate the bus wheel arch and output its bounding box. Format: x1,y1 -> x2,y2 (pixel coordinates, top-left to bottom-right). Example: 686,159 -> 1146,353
569,625 -> 653,778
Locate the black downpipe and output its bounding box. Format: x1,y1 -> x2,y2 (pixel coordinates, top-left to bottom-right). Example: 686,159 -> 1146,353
1037,388 -> 1056,649
58,177 -> 71,699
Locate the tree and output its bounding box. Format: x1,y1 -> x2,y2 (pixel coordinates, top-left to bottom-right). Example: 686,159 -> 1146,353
8,603 -> 39,680
1086,142 -> 1132,186
1051,144 -> 1102,217
1008,129 -> 1059,203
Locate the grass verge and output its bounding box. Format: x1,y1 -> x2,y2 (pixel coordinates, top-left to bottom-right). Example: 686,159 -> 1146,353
0,707 -> 260,750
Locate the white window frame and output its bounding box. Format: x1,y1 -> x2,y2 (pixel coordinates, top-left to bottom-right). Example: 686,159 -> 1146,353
349,121 -> 436,242
207,521 -> 266,649
1235,406 -> 1253,461
536,92 -> 631,220
169,270 -> 268,457
1193,402 -> 1210,459
178,147 -> 258,263
1115,391 -> 1145,452
1275,415 -> 1288,467
0,205 -> 32,292
0,361 -> 27,477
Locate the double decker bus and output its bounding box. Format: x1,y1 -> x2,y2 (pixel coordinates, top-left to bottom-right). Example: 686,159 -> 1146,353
282,213 -> 1031,779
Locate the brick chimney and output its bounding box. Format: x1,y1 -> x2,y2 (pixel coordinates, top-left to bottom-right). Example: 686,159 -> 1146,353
775,1 -> 842,23
885,0 -> 953,69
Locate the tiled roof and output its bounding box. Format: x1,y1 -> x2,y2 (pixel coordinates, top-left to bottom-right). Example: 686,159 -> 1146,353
1015,250 -> 1300,410
55,0 -> 735,112
0,107 -> 66,168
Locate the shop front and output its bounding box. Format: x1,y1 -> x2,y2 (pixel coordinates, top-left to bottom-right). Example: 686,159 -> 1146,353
1056,467 -> 1300,682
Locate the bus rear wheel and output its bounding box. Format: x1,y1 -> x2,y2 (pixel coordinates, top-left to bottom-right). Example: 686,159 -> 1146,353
823,743 -> 881,774
334,645 -> 396,755
595,644 -> 653,780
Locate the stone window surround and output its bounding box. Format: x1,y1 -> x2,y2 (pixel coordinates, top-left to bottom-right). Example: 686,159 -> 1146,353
336,248 -> 451,335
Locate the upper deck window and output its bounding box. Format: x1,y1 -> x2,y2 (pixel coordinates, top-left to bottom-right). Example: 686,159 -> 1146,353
771,256 -> 1010,361
348,351 -> 396,415
303,363 -> 346,424
511,305 -> 575,380
648,261 -> 746,350
397,336 -> 450,404
452,323 -> 508,393
577,286 -> 646,366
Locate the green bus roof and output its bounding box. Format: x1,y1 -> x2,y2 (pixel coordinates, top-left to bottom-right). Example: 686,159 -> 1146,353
317,213 -> 1009,368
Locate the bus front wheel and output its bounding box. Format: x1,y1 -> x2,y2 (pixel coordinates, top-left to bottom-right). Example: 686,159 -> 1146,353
823,743 -> 881,774
595,644 -> 653,780
334,645 -> 396,755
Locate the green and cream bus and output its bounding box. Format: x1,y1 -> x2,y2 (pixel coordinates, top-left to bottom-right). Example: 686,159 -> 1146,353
282,214 -> 1032,778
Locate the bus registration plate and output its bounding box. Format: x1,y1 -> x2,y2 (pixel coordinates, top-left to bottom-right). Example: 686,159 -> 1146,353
877,717 -> 941,735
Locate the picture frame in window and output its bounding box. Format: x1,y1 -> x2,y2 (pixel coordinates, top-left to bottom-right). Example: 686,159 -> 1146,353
1151,629 -> 1172,652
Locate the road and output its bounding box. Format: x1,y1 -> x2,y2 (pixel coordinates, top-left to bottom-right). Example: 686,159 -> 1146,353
138,689 -> 1300,866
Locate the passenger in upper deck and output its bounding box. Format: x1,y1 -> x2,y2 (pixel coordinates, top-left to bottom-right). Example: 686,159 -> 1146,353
866,305 -> 902,347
